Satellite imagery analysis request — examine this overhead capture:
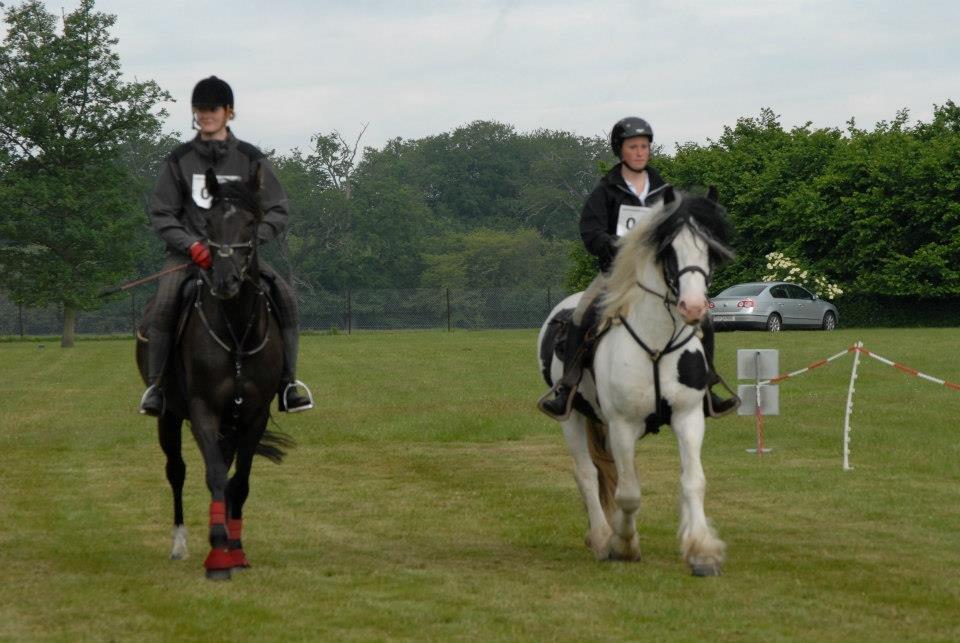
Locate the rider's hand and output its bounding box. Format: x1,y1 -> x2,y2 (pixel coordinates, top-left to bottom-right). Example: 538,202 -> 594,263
189,241 -> 212,270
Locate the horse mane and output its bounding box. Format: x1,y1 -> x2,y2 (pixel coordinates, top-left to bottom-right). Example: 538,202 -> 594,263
601,198 -> 673,322
601,188 -> 733,323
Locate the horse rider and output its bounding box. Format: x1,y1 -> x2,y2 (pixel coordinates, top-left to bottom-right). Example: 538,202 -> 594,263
140,75 -> 313,416
538,116 -> 738,421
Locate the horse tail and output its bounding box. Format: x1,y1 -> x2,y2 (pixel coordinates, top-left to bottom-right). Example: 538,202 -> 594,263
256,420 -> 296,464
585,418 -> 617,522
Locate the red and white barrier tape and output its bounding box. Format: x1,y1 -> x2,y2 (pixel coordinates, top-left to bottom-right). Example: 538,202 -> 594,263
759,347 -> 853,386
854,346 -> 960,392
759,344 -> 960,392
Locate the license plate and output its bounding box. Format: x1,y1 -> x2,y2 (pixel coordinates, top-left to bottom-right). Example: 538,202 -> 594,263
712,315 -> 734,322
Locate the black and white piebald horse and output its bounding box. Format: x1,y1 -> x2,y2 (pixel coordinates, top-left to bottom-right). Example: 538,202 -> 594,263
538,186 -> 734,575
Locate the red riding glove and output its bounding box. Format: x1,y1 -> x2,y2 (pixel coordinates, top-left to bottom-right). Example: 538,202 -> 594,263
189,241 -> 212,270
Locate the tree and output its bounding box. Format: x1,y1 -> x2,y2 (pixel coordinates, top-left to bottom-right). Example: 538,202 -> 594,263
0,0 -> 170,346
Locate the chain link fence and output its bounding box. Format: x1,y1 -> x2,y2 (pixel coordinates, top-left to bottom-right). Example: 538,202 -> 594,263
0,287 -> 570,337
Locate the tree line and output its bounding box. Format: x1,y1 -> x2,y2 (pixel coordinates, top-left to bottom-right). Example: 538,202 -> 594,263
1,1 -> 958,344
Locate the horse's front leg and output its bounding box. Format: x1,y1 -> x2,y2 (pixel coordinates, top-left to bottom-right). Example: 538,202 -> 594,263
157,412 -> 187,560
561,414 -> 613,560
224,416 -> 267,570
672,407 -> 726,576
607,419 -> 642,561
189,400 -> 233,580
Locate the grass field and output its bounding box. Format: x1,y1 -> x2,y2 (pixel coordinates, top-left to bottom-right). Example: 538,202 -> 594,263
1,327 -> 959,641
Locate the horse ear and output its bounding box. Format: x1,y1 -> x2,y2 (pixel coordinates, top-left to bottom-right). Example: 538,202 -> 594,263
205,168 -> 219,197
707,185 -> 719,203
663,185 -> 676,204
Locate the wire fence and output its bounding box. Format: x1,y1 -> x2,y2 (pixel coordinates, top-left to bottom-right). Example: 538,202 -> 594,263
6,289 -> 957,338
0,287 -> 570,337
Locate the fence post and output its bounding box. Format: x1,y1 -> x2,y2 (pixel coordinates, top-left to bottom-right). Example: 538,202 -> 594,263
346,288 -> 352,335
18,302 -> 24,338
130,291 -> 136,337
546,287 -> 552,315
446,288 -> 451,332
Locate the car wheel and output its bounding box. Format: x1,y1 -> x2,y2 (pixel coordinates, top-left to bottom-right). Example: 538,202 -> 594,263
822,311 -> 837,331
766,313 -> 782,332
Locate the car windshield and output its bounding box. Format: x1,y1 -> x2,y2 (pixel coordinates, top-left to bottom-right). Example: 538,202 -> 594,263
715,284 -> 766,297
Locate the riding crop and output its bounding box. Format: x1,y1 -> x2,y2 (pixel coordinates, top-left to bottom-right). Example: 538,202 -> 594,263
98,262 -> 191,297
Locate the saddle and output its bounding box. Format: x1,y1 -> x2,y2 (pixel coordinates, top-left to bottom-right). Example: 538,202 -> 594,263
547,298 -> 608,372
137,273 -> 281,346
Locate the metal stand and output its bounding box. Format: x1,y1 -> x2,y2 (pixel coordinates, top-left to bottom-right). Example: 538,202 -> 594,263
738,349 -> 779,457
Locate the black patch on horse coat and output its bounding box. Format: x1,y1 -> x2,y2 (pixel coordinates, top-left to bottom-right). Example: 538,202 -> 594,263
677,349 -> 708,391
572,392 -> 602,424
540,308 -> 574,385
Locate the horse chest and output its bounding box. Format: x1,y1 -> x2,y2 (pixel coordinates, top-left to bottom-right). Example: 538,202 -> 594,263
594,338 -> 704,420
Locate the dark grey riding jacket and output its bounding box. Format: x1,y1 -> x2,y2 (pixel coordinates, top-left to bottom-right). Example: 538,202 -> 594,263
579,163 -> 667,273
149,130 -> 289,255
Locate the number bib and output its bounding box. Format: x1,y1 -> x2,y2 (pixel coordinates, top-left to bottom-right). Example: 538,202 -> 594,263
191,173 -> 241,208
616,205 -> 653,237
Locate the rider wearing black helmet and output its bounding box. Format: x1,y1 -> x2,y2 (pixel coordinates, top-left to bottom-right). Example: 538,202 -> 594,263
538,117 -> 736,420
140,76 -> 313,417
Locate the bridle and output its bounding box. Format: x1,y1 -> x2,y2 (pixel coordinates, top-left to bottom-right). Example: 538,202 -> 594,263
635,218 -> 718,305
202,199 -> 258,294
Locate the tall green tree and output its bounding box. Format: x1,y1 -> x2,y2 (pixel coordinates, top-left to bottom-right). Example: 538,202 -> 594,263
0,0 -> 170,346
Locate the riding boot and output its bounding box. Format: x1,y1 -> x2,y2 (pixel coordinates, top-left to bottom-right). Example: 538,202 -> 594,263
278,327 -> 313,413
701,319 -> 739,417
140,330 -> 171,417
538,320 -> 588,421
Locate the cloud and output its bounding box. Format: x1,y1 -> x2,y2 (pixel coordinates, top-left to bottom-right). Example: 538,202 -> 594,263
26,0 -> 960,154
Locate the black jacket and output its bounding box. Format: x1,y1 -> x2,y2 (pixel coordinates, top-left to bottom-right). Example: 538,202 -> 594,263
579,163 -> 668,273
149,130 -> 289,255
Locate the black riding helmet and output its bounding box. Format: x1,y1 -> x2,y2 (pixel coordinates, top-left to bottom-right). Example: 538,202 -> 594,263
192,76 -> 234,109
610,117 -> 653,158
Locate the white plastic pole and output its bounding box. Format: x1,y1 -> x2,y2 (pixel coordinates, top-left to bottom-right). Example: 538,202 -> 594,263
842,341 -> 863,471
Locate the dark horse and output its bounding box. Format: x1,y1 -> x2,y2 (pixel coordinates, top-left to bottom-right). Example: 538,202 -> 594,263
136,168 -> 292,580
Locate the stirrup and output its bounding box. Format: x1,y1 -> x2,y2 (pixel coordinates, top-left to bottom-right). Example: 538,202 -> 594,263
537,384 -> 578,422
705,375 -> 740,418
281,380 -> 314,413
139,384 -> 164,417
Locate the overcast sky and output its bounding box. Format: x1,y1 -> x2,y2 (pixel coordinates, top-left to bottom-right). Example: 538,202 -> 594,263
18,0 -> 960,155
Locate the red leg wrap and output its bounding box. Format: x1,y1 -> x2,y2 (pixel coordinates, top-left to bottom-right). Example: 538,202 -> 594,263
204,547 -> 233,571
227,518 -> 243,541
209,500 -> 226,526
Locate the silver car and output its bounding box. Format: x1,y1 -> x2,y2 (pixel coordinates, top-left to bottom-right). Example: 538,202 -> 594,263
709,281 -> 839,331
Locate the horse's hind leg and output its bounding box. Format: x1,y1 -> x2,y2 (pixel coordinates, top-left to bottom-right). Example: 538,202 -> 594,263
607,419 -> 642,561
158,413 -> 188,560
561,415 -> 613,559
672,409 -> 725,576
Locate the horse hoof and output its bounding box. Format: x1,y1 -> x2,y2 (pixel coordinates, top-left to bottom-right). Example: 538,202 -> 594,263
205,568 -> 232,581
691,563 -> 722,577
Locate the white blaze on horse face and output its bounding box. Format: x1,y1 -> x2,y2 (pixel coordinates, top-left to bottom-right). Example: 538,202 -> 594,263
673,227 -> 709,324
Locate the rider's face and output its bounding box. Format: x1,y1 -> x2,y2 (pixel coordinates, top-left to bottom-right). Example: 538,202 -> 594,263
620,136 -> 651,171
193,106 -> 231,138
